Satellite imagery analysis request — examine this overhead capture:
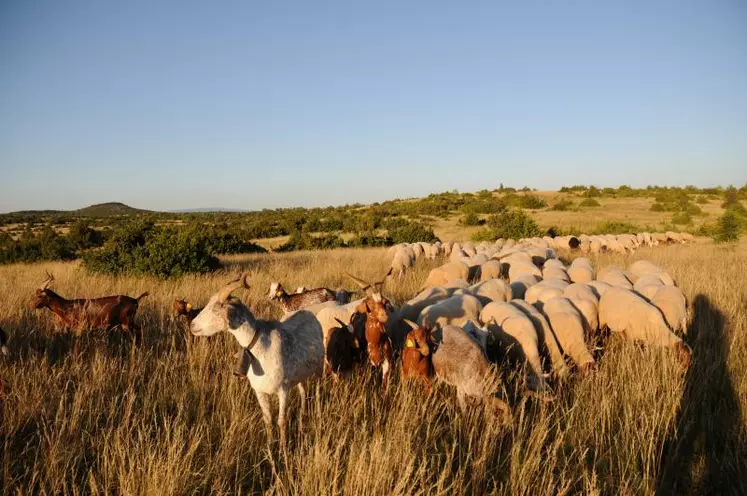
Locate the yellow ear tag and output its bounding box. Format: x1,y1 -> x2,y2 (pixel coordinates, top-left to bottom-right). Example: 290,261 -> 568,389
276,290 -> 284,297
406,339 -> 416,348
186,303 -> 192,311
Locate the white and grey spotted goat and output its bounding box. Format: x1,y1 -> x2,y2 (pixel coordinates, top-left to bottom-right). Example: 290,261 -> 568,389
268,282 -> 341,313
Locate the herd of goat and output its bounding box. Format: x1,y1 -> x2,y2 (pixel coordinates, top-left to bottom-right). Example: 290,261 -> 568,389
0,231 -> 696,444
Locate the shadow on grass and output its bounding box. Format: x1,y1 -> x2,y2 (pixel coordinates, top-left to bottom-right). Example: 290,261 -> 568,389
657,294 -> 747,495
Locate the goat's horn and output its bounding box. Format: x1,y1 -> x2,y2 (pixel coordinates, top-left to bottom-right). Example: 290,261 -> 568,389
334,317 -> 347,328
217,273 -> 249,301
404,319 -> 419,330
374,267 -> 393,288
40,271 -> 54,290
344,272 -> 371,291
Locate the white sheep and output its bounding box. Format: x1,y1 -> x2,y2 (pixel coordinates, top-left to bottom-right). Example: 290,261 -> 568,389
418,294 -> 483,328
469,279 -> 513,305
537,296 -> 596,374
422,261 -> 470,289
598,287 -> 691,366
650,286 -> 688,335
510,299 -> 570,379
596,265 -> 634,289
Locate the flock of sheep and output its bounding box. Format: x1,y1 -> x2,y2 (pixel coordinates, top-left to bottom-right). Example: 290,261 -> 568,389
183,230 -> 695,443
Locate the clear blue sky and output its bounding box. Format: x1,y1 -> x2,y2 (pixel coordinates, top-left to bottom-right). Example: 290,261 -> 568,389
1,0 -> 745,212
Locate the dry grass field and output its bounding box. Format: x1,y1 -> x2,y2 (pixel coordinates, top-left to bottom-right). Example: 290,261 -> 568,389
1,240 -> 746,494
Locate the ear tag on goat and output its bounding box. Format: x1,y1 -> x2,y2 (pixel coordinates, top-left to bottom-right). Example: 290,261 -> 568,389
186,303 -> 192,311
405,338 -> 416,348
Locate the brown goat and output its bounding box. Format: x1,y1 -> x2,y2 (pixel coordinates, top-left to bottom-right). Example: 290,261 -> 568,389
268,282 -> 336,313
31,272 -> 148,353
173,299 -> 202,322
401,320 -> 433,392
346,269 -> 394,386
324,317 -> 361,381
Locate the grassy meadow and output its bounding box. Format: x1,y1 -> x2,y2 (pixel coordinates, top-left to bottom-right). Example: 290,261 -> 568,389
0,240 -> 746,494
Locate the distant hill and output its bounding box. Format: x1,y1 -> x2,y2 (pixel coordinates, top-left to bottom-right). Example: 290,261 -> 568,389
3,202 -> 151,217
76,202 -> 150,216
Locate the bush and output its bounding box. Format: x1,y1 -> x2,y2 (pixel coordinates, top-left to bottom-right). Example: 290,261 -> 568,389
389,223 -> 439,244
671,212 -> 692,225
713,210 -> 742,243
551,200 -> 573,211
473,209 -> 542,241
697,196 -> 709,205
579,198 -> 601,208
84,221 -> 220,277
460,212 -> 484,226
650,202 -> 665,212
592,221 -> 641,235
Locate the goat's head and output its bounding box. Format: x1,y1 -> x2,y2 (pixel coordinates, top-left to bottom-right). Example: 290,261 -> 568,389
346,268 -> 394,322
173,299 -> 193,317
191,273 -> 251,337
30,271 -> 56,309
268,282 -> 285,300
403,319 -> 433,357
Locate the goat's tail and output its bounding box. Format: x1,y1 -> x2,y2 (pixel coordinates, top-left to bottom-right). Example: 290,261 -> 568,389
136,292 -> 150,302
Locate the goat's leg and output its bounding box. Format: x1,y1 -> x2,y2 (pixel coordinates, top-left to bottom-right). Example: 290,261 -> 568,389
255,391 -> 274,441
381,359 -> 390,389
277,387 -> 289,446
296,383 -> 307,415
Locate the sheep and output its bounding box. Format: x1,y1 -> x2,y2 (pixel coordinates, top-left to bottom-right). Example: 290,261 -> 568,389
598,287 -> 691,366
650,286 -> 689,335
481,311 -> 551,395
422,262 -> 470,289
268,282 -> 336,313
537,296 -> 596,374
401,320 -> 433,391
588,280 -> 612,299
431,324 -> 511,421
568,257 -> 595,283
418,294 -> 483,329
524,279 -> 569,305
478,260 -> 503,281
390,246 -> 415,277
633,274 -> 666,300
510,300 -> 570,379
324,318 -> 361,381
508,260 -> 543,282
596,265 -> 634,289
563,284 -> 599,334
543,267 -> 570,283
627,260 -> 675,286
468,279 -> 513,305
510,274 -> 541,300
190,274 -> 324,444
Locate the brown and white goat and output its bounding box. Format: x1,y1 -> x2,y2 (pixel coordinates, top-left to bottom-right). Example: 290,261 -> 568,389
401,319 -> 433,392
346,269 -> 394,385
268,282 -> 336,313
31,272 -> 148,353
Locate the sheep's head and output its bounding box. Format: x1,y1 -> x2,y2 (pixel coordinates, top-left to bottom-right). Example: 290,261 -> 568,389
268,282 -> 285,300
30,271 -> 55,309
403,319 -> 432,357
191,274 -> 251,337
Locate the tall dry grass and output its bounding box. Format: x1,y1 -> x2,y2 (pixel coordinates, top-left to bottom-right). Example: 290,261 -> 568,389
0,242 -> 745,494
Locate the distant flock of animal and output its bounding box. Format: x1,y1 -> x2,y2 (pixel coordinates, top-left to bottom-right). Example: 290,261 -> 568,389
0,230 -> 696,443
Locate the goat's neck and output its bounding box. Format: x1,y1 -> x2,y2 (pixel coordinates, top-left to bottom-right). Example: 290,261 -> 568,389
228,313 -> 264,350
365,317 -> 386,341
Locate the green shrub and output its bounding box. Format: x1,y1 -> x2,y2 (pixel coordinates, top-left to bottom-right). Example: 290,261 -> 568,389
551,200 -> 573,211
579,198 -> 601,207
460,212 -> 484,226
696,196 -> 709,205
389,223 -> 439,244
473,209 -> 542,241
713,210 -> 742,243
671,212 -> 692,225
583,186 -> 601,198
650,202 -> 665,212
592,221 -> 641,235
83,221 -> 220,278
